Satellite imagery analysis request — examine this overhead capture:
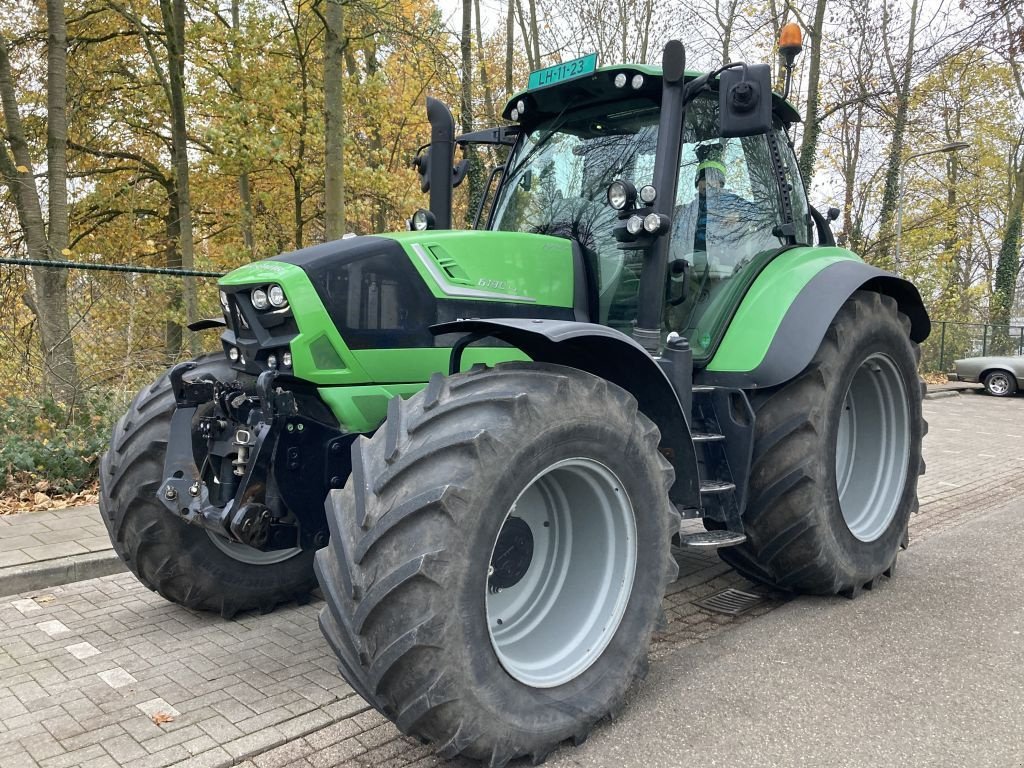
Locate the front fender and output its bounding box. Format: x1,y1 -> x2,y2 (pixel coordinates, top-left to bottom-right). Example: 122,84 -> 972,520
702,252 -> 930,389
431,318 -> 701,508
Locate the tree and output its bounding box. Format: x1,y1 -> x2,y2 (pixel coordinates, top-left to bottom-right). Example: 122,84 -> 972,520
876,0 -> 922,267
0,0 -> 79,401
323,0 -> 346,240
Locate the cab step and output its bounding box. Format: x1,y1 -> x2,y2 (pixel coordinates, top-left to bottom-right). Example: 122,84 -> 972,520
679,530 -> 747,549
699,480 -> 736,494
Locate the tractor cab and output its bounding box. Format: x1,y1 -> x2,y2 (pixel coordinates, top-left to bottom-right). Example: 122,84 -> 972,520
413,44 -> 816,362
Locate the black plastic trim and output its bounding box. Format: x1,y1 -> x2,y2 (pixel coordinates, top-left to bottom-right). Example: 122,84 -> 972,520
430,318 -> 701,508
696,261 -> 931,390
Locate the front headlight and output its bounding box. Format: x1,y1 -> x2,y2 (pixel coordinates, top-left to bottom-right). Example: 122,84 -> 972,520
267,284 -> 287,308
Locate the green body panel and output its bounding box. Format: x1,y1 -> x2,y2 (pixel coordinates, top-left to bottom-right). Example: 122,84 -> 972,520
218,238 -> 538,430
219,260 -> 371,386
317,384 -> 423,434
379,231 -> 575,307
318,349 -> 532,433
707,247 -> 861,373
352,347 -> 528,385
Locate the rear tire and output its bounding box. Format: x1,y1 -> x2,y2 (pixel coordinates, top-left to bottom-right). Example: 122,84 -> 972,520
316,363 -> 678,765
99,355 -> 316,617
719,291 -> 924,596
983,370 -> 1017,397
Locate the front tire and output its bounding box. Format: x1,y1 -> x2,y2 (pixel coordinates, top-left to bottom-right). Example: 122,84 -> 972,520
719,291 -> 924,596
315,363 -> 678,765
99,355 -> 317,617
983,370 -> 1017,397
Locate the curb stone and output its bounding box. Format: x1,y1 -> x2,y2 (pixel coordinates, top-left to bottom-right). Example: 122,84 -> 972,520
0,549 -> 126,598
924,390 -> 959,400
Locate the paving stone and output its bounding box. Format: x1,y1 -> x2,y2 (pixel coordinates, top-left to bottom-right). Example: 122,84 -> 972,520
166,747 -> 232,768
137,697 -> 182,720
10,599 -> 43,615
221,728 -> 287,760
63,642 -> 99,660
99,734 -> 149,763
0,749 -> 40,768
33,622 -> 70,639
306,736 -> 367,768
96,667 -> 136,689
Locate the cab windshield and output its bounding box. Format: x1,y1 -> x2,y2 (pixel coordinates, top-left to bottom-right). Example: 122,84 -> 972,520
489,93 -> 801,359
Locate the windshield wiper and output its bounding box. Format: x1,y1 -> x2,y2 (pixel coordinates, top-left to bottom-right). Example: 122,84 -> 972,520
503,98 -> 580,182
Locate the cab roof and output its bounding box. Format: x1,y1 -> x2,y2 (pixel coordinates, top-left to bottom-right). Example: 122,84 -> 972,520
502,63 -> 801,127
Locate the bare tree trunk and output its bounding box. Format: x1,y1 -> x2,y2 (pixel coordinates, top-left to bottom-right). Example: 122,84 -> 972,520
0,13 -> 78,402
505,0 -> 514,94
231,0 -> 255,256
527,0 -> 540,67
877,0 -> 920,264
160,0 -> 199,355
639,0 -> 653,62
324,0 -> 345,240
460,0 -> 480,226
475,0 -> 497,124
164,190 -> 183,358
992,159 -> 1024,325
839,100 -> 864,250
797,0 -> 827,187
514,0 -> 538,71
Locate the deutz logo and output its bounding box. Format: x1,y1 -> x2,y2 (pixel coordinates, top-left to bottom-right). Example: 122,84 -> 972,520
478,278 -> 515,293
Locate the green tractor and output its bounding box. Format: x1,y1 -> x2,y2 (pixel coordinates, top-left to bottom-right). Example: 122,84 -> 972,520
100,35 -> 928,766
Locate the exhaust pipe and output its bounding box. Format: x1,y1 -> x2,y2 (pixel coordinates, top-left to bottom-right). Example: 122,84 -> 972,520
426,97 -> 455,230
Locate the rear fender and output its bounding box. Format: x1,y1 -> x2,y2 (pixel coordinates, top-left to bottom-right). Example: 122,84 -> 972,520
431,319 -> 701,508
702,256 -> 930,389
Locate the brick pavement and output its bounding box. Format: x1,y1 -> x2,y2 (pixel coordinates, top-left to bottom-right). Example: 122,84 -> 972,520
0,507 -> 110,571
0,390 -> 1020,768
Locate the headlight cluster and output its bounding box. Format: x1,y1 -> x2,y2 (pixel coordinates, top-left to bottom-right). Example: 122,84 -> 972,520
250,284 -> 288,310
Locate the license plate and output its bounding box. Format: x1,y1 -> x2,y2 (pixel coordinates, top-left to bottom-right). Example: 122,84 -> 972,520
527,53 -> 598,90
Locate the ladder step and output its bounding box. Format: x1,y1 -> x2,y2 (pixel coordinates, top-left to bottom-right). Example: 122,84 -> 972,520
700,480 -> 736,494
692,385 -> 716,393
693,432 -> 725,442
679,530 -> 747,549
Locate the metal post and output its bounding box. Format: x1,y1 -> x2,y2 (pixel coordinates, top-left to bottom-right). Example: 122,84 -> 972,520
982,323 -> 988,356
634,40 -> 687,353
939,321 -> 946,372
894,164 -> 905,274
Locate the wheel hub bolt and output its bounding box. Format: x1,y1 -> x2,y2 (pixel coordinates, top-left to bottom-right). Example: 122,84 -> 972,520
164,486 -> 177,500
188,482 -> 200,497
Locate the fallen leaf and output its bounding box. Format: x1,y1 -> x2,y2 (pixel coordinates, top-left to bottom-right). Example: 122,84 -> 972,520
35,595 -> 56,604
60,248 -> 72,256
35,480 -> 50,493
151,712 -> 175,725
15,165 -> 28,173
33,492 -> 52,508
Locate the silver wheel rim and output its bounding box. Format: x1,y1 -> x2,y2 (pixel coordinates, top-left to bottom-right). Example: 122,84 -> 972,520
835,353 -> 911,542
206,531 -> 302,565
485,458 -> 637,688
988,373 -> 1010,395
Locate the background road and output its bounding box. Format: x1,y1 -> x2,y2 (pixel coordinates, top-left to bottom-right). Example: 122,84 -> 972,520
0,391 -> 1022,768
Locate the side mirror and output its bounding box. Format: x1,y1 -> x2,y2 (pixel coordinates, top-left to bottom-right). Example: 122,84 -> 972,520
827,207 -> 841,222
719,64 -> 772,138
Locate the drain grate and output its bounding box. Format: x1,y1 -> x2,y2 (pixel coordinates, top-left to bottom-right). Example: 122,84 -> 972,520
694,588 -> 766,616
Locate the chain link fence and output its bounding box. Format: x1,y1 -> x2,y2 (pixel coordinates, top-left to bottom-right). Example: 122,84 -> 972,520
3,256 -> 1023,400
920,321 -> 1024,375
